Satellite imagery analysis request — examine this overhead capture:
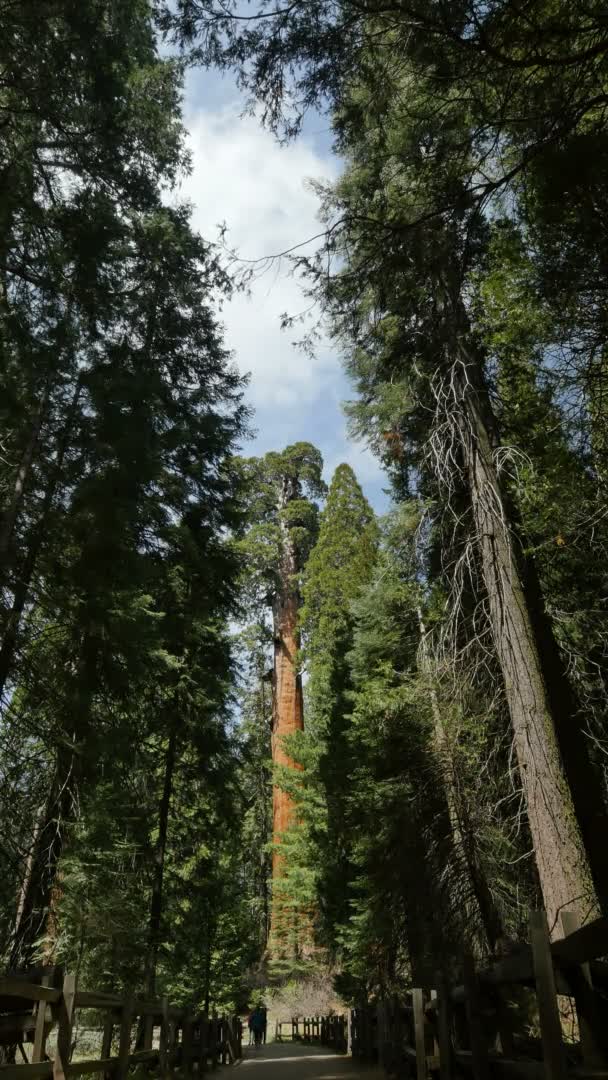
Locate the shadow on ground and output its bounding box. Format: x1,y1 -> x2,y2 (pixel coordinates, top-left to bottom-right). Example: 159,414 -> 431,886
241,1041 -> 382,1080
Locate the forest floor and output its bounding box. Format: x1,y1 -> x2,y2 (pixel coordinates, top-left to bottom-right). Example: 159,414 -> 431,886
240,1042 -> 383,1080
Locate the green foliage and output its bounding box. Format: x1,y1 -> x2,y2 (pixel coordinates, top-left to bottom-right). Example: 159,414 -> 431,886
0,0 -> 257,1012
285,464 -> 379,957
4,0 -> 608,1021
237,443 -> 326,605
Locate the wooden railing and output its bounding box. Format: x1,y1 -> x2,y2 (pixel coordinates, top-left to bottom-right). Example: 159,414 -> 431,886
302,1015 -> 348,1053
0,971 -> 242,1079
305,909 -> 608,1078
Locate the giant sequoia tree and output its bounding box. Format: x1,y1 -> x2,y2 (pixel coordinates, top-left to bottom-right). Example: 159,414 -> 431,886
239,443 -> 325,958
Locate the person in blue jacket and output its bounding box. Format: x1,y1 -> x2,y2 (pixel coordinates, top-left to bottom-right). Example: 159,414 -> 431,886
250,1005 -> 265,1046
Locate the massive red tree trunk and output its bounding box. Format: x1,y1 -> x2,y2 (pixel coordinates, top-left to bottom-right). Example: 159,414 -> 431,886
269,504 -> 304,953
253,444 -> 324,958
271,590 -> 304,872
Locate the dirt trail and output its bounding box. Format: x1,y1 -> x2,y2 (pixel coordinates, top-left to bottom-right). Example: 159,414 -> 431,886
240,1042 -> 382,1080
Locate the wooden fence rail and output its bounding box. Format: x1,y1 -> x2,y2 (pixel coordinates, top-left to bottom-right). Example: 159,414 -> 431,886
301,1015 -> 348,1053
0,971 -> 242,1080
307,909 -> 608,1079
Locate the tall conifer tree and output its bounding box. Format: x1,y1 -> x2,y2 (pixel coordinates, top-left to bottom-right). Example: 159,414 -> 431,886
239,444 -> 325,961
297,464 -> 378,954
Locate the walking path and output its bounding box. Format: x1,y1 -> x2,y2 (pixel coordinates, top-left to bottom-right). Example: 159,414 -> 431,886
240,1042 -> 382,1080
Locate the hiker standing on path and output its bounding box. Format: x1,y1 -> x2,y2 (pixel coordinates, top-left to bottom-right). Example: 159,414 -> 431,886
250,1005 -> 265,1047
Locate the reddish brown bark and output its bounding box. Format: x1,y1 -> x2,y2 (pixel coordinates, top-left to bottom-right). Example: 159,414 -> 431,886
269,497 -> 305,952
271,590 -> 304,876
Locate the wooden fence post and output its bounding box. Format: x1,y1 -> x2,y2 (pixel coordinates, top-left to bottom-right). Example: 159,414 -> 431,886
412,989 -> 427,1080
53,973 -> 77,1080
142,1010 -> 154,1052
435,977 -> 454,1080
199,1015 -> 208,1074
227,1016 -> 239,1064
182,1009 -> 194,1075
530,909 -> 568,1080
210,1012 -> 218,1069
430,991 -> 440,1059
101,1006 -> 117,1080
160,996 -> 170,1080
463,953 -> 489,1080
32,976 -> 51,1063
173,1012 -> 183,1068
376,1002 -> 385,1069
172,1011 -> 182,1069
364,1005 -> 372,1061
116,992 -> 135,1080
560,909 -> 605,1068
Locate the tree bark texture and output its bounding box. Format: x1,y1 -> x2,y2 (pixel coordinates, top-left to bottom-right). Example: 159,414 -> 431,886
457,363 -> 598,935
271,589 -> 304,866
269,494 -> 304,951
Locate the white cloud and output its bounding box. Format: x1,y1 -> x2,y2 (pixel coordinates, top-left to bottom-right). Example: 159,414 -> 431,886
177,98 -> 389,511
180,106 -> 337,408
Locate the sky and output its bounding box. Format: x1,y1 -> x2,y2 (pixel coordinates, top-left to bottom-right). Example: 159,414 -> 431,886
176,68 -> 389,513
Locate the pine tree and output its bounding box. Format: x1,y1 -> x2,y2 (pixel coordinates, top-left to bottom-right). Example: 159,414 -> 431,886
0,1 -> 250,978
296,463 -> 379,956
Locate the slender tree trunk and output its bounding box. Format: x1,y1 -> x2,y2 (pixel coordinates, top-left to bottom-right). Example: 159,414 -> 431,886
144,724 -> 177,998
203,924 -> 213,1016
453,348 -> 598,935
417,608 -> 502,950
42,875 -> 63,964
9,631 -> 94,967
12,800 -> 46,958
0,548 -> 38,699
9,768 -> 71,969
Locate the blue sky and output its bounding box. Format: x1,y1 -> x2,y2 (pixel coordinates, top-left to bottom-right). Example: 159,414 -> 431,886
177,67 -> 389,512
